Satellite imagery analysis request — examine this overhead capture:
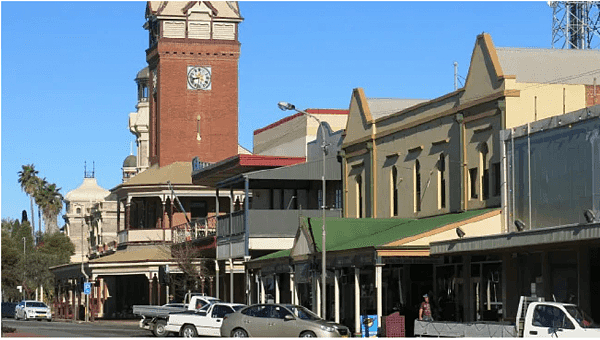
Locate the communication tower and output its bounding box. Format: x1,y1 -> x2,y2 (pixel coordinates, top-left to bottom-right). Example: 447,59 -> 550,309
549,1 -> 600,49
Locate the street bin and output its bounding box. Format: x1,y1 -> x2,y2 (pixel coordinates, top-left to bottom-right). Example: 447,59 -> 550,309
361,315 -> 378,337
384,312 -> 405,337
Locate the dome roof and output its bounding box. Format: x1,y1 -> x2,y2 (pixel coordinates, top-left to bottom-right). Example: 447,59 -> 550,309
135,67 -> 149,81
123,155 -> 137,168
64,177 -> 110,203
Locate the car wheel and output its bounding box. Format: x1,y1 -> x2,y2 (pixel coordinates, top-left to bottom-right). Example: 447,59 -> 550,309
181,325 -> 197,338
300,331 -> 317,337
231,328 -> 248,337
153,320 -> 168,337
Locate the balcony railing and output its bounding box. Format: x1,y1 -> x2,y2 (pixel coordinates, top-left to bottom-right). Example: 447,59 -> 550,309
118,228 -> 172,244
217,209 -> 343,239
171,216 -> 217,244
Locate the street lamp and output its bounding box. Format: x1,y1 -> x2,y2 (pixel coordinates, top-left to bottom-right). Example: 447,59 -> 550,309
278,101 -> 327,319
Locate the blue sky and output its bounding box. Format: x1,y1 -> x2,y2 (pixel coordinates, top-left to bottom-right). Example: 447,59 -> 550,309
1,1 -> 552,227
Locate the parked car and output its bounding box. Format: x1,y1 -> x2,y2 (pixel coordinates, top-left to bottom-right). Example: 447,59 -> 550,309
165,302 -> 245,337
220,303 -> 350,337
2,302 -> 18,318
134,294 -> 220,337
15,300 -> 52,321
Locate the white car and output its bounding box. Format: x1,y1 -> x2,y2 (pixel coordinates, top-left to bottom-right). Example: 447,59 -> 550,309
165,302 -> 245,337
15,300 -> 52,321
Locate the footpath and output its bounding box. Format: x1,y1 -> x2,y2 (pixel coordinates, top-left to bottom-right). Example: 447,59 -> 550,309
2,318 -> 139,337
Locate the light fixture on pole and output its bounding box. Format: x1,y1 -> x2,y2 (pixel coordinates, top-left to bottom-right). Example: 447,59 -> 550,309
278,101 -> 327,320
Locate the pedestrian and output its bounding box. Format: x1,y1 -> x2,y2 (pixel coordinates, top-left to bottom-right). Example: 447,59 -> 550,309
419,294 -> 433,321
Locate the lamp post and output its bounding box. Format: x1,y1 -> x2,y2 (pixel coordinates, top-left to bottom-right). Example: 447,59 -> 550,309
278,102 -> 327,319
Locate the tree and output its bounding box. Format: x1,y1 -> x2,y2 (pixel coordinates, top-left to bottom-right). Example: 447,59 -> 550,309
1,218 -> 34,301
159,240 -> 213,297
18,164 -> 38,237
34,181 -> 63,234
1,218 -> 74,302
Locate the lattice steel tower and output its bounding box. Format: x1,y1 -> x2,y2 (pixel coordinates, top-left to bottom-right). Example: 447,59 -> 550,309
550,1 -> 600,49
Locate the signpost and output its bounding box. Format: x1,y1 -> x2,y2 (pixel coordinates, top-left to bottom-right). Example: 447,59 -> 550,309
83,282 -> 91,295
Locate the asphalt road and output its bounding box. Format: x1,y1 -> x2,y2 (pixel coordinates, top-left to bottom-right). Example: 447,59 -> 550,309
1,318 -> 154,337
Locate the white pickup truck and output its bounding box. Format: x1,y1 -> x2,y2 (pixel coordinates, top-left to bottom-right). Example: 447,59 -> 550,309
133,294 -> 219,337
164,302 -> 246,337
414,296 -> 600,337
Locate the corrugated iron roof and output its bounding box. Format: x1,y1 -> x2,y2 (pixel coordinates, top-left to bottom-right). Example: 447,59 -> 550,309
256,208 -> 498,260
496,47 -> 600,85
366,98 -> 429,120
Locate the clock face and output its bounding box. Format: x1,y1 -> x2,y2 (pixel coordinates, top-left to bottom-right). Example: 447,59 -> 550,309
187,66 -> 211,90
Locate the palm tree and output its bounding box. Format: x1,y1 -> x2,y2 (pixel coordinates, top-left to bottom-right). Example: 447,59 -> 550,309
33,180 -> 63,234
43,183 -> 63,234
33,177 -> 48,234
18,164 -> 39,237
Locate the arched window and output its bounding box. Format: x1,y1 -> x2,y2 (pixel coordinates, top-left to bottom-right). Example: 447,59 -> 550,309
76,207 -> 81,215
356,174 -> 363,218
391,166 -> 398,216
439,153 -> 446,209
415,160 -> 421,212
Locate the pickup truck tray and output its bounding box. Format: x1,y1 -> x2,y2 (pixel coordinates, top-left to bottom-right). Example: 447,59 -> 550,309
414,320 -> 517,337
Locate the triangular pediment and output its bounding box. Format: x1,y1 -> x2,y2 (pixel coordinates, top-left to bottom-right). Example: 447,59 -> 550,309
183,1 -> 218,16
462,34 -> 504,102
342,88 -> 374,147
290,220 -> 317,258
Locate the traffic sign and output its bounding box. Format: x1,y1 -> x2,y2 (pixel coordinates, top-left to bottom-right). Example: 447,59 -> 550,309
83,282 -> 91,295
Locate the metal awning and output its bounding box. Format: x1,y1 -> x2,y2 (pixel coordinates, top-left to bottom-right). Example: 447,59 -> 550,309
430,222 -> 600,256
191,154 -> 305,187
216,156 -> 342,189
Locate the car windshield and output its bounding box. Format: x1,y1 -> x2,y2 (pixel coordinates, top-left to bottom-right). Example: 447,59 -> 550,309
26,302 -> 47,308
285,305 -> 321,321
564,305 -> 598,328
232,305 -> 245,312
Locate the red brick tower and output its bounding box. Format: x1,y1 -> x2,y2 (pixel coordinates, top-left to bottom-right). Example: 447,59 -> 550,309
145,1 -> 243,167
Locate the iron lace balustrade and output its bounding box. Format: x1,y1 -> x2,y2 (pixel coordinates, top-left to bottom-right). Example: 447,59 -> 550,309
171,216 -> 218,244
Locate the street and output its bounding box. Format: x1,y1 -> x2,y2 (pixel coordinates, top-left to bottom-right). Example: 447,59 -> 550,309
1,318 -> 151,337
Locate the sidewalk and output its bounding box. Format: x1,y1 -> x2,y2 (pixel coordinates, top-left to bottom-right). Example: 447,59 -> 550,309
52,318 -> 140,327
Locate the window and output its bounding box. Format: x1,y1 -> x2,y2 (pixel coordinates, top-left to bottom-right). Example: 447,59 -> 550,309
469,168 -> 478,199
439,154 -> 446,209
212,305 -> 234,319
391,166 -> 398,216
532,305 -> 575,330
356,175 -> 363,218
493,162 -> 501,197
335,188 -> 342,209
481,143 -> 489,200
415,160 -> 421,212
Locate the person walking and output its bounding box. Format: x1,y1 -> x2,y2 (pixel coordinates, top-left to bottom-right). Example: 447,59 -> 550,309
419,294 -> 433,321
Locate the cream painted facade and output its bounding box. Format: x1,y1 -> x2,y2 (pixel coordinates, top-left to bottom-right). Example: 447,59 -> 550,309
64,177 -> 119,264
342,33 -> 600,227
253,110 -> 348,157
128,67 -> 150,175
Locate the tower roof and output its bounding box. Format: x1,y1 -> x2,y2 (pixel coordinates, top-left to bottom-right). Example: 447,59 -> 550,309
123,154 -> 137,168
64,177 -> 110,203
135,66 -> 149,81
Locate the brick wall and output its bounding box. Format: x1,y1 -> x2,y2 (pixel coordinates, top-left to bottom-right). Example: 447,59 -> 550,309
586,85 -> 600,107
148,39 -> 240,167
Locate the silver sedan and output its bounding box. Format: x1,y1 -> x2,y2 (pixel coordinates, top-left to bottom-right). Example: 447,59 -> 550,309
220,303 -> 350,337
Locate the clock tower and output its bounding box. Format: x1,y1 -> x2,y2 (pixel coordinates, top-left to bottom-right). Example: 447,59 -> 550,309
145,1 -> 243,167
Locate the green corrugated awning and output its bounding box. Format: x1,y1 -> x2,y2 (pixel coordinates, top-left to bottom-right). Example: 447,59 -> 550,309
254,208 -> 498,261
